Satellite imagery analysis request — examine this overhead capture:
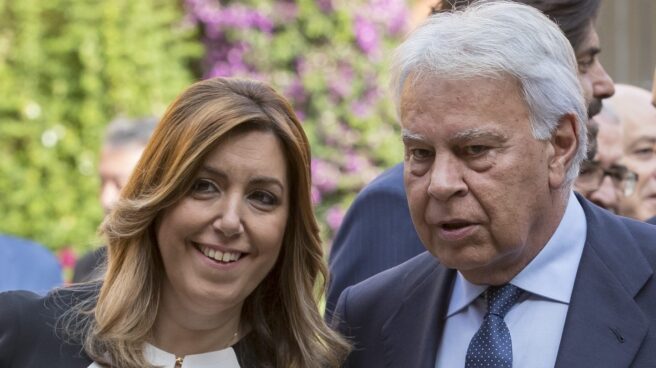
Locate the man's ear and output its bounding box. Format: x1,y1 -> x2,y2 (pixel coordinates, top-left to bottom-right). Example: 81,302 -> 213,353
548,113 -> 580,189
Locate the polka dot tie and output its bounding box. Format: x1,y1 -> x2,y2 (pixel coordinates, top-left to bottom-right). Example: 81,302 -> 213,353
465,284 -> 524,368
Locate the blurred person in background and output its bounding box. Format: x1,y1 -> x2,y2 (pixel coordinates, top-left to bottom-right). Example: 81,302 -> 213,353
72,116 -> 157,283
0,77 -> 349,367
607,84 -> 656,222
326,0 -> 615,318
574,104 -> 637,213
0,234 -> 62,294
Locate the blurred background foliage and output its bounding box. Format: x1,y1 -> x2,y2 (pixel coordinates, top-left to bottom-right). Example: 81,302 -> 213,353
0,0 -> 200,253
185,0 -> 408,243
1,0 -> 408,260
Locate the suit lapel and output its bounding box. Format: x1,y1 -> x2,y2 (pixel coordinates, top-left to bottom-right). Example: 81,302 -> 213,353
555,196 -> 652,367
381,255 -> 455,368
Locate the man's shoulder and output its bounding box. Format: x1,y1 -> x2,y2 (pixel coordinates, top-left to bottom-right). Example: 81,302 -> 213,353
357,162 -> 405,198
340,252 -> 442,309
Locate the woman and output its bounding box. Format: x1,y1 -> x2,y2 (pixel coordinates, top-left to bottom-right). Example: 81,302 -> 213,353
0,77 -> 350,367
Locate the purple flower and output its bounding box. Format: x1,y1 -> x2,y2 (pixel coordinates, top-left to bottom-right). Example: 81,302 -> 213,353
311,186 -> 322,205
326,206 -> 346,232
329,63 -> 354,99
354,15 -> 379,56
286,79 -> 308,105
345,152 -> 369,173
360,0 -> 408,35
311,158 -> 339,194
316,0 -> 334,13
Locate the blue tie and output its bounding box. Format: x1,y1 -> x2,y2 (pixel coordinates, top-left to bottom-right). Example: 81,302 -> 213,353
465,284 -> 524,368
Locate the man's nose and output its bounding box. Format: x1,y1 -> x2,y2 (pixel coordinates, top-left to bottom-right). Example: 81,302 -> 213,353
591,61 -> 615,100
100,182 -> 120,214
589,175 -> 619,213
427,156 -> 468,201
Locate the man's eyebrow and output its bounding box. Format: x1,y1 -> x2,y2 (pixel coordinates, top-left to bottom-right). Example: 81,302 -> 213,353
630,136 -> 656,145
401,129 -> 427,142
578,46 -> 601,58
451,128 -> 509,142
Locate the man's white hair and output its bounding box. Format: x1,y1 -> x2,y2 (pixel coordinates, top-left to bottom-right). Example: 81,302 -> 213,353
391,0 -> 587,183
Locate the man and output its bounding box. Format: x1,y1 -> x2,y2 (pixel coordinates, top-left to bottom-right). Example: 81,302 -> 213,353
574,105 -> 637,213
333,2 -> 656,367
72,116 -> 157,283
0,234 -> 62,294
326,0 -> 615,317
603,84 -> 656,223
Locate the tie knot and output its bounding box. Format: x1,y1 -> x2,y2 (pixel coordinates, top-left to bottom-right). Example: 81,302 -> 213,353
486,284 -> 523,318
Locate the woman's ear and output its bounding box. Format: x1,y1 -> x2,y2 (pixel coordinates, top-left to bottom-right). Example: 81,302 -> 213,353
548,113 -> 580,189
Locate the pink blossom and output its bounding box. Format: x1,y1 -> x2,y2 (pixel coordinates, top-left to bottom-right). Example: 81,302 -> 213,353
354,15 -> 379,56
58,247 -> 76,269
311,186 -> 322,205
311,158 -> 339,194
326,206 -> 346,232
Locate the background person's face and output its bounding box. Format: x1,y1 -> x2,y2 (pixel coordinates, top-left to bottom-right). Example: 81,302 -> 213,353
401,75 -> 560,285
620,103 -> 656,220
156,129 -> 289,317
99,145 -> 144,214
575,24 -> 614,118
575,116 -> 624,213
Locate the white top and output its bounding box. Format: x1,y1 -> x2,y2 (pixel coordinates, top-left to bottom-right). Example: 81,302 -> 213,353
88,343 -> 241,368
435,191 -> 587,368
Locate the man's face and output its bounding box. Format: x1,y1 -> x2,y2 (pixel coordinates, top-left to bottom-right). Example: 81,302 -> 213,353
575,23 -> 614,118
620,99 -> 656,220
575,115 -> 625,213
401,75 -> 569,285
99,145 -> 144,214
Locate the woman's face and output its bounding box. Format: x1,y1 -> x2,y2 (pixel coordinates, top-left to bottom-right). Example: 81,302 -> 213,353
156,129 -> 289,316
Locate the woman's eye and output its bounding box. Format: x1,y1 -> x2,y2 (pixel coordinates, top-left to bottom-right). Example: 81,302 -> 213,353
191,179 -> 218,196
250,191 -> 278,207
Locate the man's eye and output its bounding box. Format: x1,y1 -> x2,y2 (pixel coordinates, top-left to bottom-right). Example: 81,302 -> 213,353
191,179 -> 218,195
633,147 -> 655,159
250,191 -> 278,207
463,145 -> 490,157
410,148 -> 433,160
577,56 -> 595,73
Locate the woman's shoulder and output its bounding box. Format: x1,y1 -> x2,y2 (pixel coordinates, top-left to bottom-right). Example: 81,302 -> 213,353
0,285 -> 98,367
0,283 -> 99,319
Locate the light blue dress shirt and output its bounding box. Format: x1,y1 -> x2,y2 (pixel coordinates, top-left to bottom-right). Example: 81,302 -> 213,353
435,191 -> 587,368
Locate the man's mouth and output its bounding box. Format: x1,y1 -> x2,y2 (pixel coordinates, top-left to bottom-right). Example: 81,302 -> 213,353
441,222 -> 473,230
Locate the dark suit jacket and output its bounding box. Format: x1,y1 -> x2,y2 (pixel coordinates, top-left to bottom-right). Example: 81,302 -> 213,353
0,286 -> 259,367
326,163 -> 424,319
0,287 -> 95,367
333,194 -> 656,367
647,216 -> 656,225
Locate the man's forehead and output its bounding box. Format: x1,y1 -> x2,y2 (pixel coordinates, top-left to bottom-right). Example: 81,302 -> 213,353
575,22 -> 599,56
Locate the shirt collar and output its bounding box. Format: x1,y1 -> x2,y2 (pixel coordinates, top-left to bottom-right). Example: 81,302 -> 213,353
446,191 -> 587,317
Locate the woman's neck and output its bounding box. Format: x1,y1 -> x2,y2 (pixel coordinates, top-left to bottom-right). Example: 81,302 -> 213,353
151,288 -> 243,357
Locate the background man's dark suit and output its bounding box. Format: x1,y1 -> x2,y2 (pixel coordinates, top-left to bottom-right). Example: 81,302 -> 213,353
333,195 -> 656,367
326,163 -> 423,319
